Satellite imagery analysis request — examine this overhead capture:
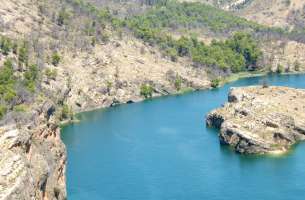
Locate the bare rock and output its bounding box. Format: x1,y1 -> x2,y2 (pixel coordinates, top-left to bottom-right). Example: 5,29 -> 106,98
206,86 -> 305,154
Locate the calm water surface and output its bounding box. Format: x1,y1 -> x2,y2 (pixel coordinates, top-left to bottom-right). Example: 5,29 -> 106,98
61,74 -> 305,200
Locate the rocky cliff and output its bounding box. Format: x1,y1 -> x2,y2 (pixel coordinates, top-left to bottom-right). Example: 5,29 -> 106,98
0,102 -> 66,199
206,86 -> 305,154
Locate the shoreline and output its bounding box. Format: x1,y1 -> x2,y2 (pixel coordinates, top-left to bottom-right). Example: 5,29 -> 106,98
60,70 -> 305,128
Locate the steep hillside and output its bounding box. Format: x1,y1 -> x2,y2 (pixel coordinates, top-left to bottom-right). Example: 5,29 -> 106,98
229,0 -> 305,29
0,1 -> 209,198
195,0 -> 305,29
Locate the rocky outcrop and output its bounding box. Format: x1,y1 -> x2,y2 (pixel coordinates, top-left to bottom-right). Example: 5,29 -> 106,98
0,102 -> 66,200
206,86 -> 305,154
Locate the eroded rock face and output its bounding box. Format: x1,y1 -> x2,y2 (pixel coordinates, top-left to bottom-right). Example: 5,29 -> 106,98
0,107 -> 66,199
206,86 -> 305,154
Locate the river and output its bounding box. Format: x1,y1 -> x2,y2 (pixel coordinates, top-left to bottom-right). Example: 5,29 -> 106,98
61,74 -> 305,200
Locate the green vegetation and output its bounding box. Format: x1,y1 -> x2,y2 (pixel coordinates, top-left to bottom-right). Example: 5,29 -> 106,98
66,0 -> 123,28
125,1 -> 263,73
0,59 -> 15,118
0,59 -> 16,98
191,33 -> 261,72
0,36 -> 13,55
51,52 -> 61,66
0,33 -> 42,119
130,28 -> 261,72
45,68 -> 58,80
13,104 -> 28,112
127,0 -> 263,35
211,78 -> 221,88
140,84 -> 154,98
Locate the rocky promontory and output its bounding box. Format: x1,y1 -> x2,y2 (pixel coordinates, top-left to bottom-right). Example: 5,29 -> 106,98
206,86 -> 305,154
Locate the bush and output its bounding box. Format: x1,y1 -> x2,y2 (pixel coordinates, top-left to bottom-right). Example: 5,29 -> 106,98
51,53 -> 61,66
0,59 -> 16,110
140,84 -> 153,98
0,36 -> 12,55
211,78 -> 221,88
13,104 -> 28,112
4,88 -> 16,102
45,68 -> 57,80
0,59 -> 14,85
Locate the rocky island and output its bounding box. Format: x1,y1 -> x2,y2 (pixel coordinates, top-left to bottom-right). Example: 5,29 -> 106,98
206,86 -> 305,154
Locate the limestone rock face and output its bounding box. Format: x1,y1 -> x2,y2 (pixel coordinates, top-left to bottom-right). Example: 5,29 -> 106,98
0,109 -> 66,199
206,86 -> 305,154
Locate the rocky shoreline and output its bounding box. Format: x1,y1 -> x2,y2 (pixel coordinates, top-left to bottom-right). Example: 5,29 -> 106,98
0,70 -> 210,199
3,73 -> 305,199
206,86 -> 305,154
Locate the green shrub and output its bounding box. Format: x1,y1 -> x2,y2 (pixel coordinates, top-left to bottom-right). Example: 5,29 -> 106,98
211,78 -> 221,88
140,84 -> 153,98
13,104 -> 28,112
0,59 -> 14,85
4,88 -> 16,102
0,59 -> 16,106
51,53 -> 61,66
0,36 -> 12,55
45,68 -> 57,80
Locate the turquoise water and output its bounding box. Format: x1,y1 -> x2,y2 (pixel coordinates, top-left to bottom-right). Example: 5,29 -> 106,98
61,74 -> 305,200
